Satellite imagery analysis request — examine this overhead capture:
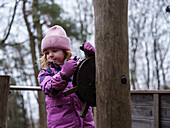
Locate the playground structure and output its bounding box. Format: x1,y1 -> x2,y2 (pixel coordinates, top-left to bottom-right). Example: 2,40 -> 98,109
131,90 -> 170,128
1,3 -> 170,128
0,75 -> 170,128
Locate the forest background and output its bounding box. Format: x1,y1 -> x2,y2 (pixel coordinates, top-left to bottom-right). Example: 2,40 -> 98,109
0,0 -> 170,127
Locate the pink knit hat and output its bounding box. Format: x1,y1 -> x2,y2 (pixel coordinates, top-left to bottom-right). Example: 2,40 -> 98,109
41,25 -> 71,52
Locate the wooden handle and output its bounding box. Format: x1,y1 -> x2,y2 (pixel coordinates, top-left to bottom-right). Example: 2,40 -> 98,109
63,86 -> 77,96
80,102 -> 89,118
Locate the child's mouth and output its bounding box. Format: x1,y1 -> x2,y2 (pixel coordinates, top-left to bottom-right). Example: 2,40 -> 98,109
48,59 -> 55,62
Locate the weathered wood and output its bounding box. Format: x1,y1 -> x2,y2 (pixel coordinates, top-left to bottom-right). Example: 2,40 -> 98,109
8,85 -> 170,127
0,75 -> 10,128
8,85 -> 170,128
161,107 -> 170,120
132,119 -> 154,128
160,94 -> 170,122
80,102 -> 89,118
63,86 -> 77,96
131,93 -> 154,128
160,94 -> 170,105
93,0 -> 131,127
10,85 -> 41,91
131,94 -> 153,105
131,106 -> 153,119
131,92 -> 170,128
154,94 -> 160,128
160,120 -> 170,128
131,90 -> 170,94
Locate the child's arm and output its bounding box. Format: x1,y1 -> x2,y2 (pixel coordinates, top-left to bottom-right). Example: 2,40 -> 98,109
38,68 -> 67,97
38,60 -> 78,97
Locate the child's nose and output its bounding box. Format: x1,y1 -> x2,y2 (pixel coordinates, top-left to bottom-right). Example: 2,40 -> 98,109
49,52 -> 54,57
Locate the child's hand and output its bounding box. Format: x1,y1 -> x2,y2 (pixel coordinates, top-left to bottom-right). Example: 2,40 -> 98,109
84,42 -> 95,55
72,56 -> 80,62
61,60 -> 78,78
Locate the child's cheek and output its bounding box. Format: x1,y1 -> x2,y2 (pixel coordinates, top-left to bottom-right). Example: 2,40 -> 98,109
57,57 -> 65,63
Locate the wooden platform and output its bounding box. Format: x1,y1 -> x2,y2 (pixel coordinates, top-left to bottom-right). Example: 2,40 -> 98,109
131,90 -> 170,128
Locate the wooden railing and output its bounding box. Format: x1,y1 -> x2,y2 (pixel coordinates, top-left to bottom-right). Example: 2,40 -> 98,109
1,76 -> 170,128
10,85 -> 41,91
131,90 -> 170,128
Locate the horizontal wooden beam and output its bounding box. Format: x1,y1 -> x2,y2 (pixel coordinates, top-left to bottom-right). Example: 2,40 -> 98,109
10,86 -> 170,94
10,85 -> 41,91
131,90 -> 170,94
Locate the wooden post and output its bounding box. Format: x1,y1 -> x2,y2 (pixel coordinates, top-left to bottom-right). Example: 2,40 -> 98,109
154,94 -> 160,128
93,0 -> 132,127
0,75 -> 10,128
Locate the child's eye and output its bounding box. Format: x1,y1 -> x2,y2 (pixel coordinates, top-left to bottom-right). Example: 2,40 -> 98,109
53,50 -> 57,52
46,52 -> 49,55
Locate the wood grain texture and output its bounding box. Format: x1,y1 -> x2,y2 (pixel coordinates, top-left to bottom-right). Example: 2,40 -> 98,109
0,76 -> 10,128
93,0 -> 131,127
131,93 -> 170,128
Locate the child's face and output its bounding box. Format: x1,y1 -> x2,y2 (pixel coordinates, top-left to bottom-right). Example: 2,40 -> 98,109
45,48 -> 65,64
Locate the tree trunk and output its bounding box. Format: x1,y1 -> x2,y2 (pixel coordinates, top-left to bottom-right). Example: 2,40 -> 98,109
145,41 -> 150,89
32,0 -> 46,128
153,39 -> 160,90
0,76 -> 10,128
23,1 -> 46,128
93,0 -> 132,128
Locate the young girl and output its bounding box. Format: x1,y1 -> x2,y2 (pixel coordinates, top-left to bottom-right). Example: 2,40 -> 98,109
38,25 -> 95,128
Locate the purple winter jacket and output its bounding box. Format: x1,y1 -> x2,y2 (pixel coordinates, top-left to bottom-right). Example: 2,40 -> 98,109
38,61 -> 95,128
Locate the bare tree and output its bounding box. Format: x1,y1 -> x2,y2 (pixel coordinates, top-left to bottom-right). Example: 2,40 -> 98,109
22,1 -> 46,127
128,0 -> 170,89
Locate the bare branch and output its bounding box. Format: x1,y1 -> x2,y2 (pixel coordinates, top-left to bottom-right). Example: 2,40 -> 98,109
1,0 -> 20,45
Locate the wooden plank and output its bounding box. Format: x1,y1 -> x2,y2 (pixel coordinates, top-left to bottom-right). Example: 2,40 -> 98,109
0,76 -> 10,128
131,94 -> 153,106
131,90 -> 170,94
132,119 -> 154,128
160,120 -> 170,128
154,94 -> 160,128
63,86 -> 78,96
160,94 -> 170,105
131,106 -> 153,119
9,87 -> 170,94
160,107 -> 170,121
10,85 -> 41,91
